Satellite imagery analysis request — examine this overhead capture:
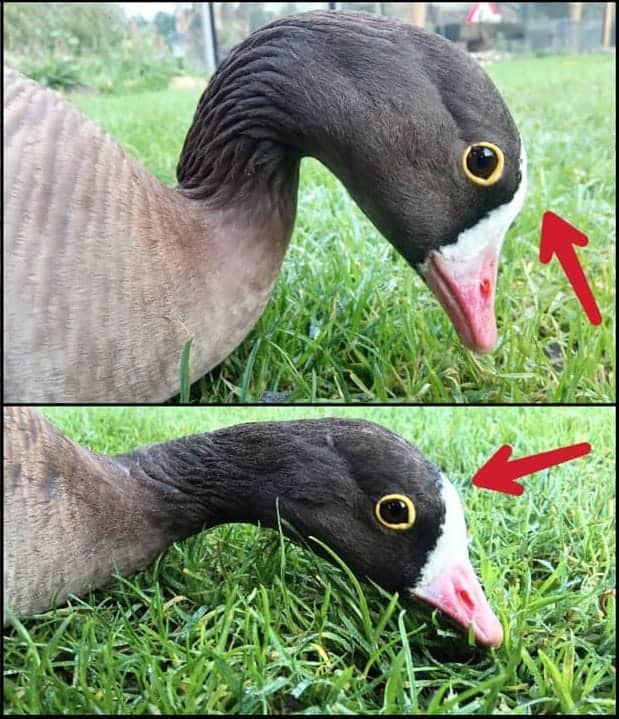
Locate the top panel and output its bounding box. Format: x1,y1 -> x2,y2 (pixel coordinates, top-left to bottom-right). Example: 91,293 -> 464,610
3,4 -> 614,403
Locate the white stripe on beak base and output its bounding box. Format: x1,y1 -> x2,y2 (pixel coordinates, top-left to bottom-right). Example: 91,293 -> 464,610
440,140 -> 528,264
416,474 -> 471,586
408,473 -> 504,648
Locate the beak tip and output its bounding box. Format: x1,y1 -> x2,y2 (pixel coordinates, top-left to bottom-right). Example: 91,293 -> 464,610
463,335 -> 497,354
477,620 -> 504,648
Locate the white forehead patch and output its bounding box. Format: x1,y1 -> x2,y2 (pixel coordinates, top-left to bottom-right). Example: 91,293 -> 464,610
435,139 -> 528,266
414,472 -> 471,589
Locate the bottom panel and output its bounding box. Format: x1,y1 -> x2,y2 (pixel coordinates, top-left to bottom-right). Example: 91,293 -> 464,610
3,405 -> 615,714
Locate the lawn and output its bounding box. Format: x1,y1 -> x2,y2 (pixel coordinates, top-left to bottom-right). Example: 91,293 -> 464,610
67,52 -> 615,403
3,406 -> 615,714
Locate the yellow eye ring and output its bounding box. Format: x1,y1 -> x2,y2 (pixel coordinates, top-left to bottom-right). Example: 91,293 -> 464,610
375,494 -> 416,530
462,142 -> 504,186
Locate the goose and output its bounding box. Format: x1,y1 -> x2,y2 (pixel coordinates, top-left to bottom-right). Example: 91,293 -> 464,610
3,406 -> 503,647
4,11 -> 527,402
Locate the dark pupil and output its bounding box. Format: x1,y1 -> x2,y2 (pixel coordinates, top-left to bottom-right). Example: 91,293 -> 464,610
467,146 -> 498,179
380,499 -> 408,524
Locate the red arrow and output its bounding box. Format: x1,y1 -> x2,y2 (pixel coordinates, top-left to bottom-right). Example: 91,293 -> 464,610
472,442 -> 592,496
539,211 -> 602,325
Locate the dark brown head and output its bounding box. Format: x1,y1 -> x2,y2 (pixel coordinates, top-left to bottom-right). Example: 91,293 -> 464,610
177,10 -> 527,352
122,417 -> 503,646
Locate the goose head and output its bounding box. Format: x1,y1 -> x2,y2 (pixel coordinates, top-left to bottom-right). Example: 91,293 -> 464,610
245,419 -> 505,647
179,10 -> 527,354
134,418 -> 504,647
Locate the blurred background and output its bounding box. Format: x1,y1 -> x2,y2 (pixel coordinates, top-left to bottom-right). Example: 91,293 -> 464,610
3,2 -> 616,93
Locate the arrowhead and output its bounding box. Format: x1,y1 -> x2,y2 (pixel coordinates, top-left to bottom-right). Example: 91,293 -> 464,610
539,211 -> 589,263
472,445 -> 524,496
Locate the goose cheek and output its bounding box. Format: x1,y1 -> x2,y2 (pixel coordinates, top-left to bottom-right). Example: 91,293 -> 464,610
411,559 -> 503,648
419,142 -> 527,354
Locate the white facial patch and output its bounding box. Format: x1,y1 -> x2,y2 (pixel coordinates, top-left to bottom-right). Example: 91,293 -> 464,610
414,472 -> 471,590
420,139 -> 528,272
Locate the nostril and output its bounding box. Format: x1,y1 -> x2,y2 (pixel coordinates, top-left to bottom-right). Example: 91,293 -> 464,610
457,588 -> 474,611
479,278 -> 491,299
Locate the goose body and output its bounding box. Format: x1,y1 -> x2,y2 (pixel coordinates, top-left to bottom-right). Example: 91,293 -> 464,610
4,67 -> 291,401
4,11 -> 526,402
3,407 -> 503,647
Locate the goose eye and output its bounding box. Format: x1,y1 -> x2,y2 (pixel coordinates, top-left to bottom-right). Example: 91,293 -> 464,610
463,142 -> 504,186
375,494 -> 416,530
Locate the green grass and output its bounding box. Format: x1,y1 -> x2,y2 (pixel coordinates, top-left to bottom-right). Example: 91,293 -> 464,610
68,53 -> 615,403
3,407 -> 615,714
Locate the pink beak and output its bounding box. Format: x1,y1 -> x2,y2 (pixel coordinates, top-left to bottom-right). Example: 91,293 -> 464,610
423,244 -> 500,354
411,559 -> 504,648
